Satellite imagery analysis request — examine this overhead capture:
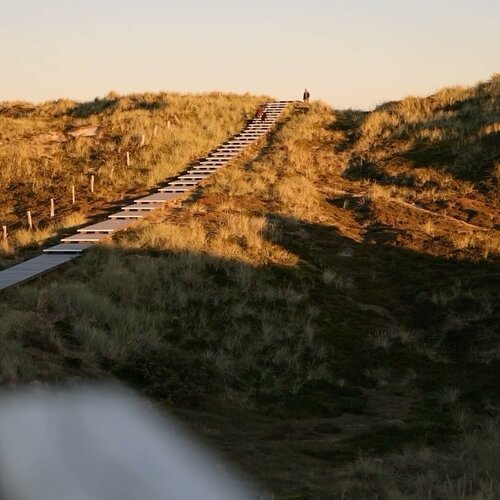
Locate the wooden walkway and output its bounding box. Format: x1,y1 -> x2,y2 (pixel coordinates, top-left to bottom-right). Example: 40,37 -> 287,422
0,102 -> 289,291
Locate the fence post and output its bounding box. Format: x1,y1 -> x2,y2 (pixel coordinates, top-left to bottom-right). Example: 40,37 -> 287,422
167,120 -> 171,129
126,152 -> 131,166
90,175 -> 95,194
140,134 -> 146,147
153,125 -> 158,138
50,198 -> 55,218
27,211 -> 33,230
2,225 -> 6,241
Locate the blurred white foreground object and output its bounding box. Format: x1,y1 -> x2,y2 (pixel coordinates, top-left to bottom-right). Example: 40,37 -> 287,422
0,385 -> 260,500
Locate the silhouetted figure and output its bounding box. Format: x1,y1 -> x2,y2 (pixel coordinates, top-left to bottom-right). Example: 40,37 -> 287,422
261,110 -> 267,122
303,88 -> 310,102
255,107 -> 263,119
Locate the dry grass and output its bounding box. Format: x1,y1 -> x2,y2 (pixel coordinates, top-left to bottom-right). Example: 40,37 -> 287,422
336,422 -> 500,499
0,91 -> 267,259
341,74 -> 500,259
355,74 -> 500,184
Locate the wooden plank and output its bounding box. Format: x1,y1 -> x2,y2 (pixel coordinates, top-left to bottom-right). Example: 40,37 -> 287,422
159,186 -> 192,192
168,181 -> 199,187
78,219 -> 133,233
0,254 -> 78,290
186,169 -> 218,175
122,204 -> 160,211
109,210 -> 150,219
61,233 -> 111,243
178,175 -> 210,180
189,166 -> 220,170
43,244 -> 93,253
134,192 -> 181,203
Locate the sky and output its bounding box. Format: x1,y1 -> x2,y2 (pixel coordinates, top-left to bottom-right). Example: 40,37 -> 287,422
0,0 -> 498,109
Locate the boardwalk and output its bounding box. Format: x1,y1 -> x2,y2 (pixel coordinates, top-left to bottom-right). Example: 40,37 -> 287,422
0,102 -> 289,291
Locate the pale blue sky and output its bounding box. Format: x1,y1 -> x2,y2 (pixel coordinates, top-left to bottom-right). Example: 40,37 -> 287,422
0,0 -> 498,108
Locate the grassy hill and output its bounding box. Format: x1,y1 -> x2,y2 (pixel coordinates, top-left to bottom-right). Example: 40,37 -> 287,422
0,91 -> 266,265
1,77 -> 499,498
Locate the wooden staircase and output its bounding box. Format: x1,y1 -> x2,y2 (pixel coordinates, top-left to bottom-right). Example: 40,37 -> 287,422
0,101 -> 290,291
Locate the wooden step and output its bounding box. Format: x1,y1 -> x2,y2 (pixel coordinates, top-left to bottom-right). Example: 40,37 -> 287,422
43,243 -> 93,253
158,186 -> 192,193
168,181 -> 199,187
78,219 -> 133,233
133,192 -> 181,203
189,165 -> 220,170
61,233 -> 111,243
109,210 -> 150,219
186,169 -> 218,175
178,175 -> 210,180
122,203 -> 160,211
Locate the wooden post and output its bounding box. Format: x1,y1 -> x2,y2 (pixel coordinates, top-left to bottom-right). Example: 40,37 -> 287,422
27,211 -> 33,230
153,125 -> 158,138
90,175 -> 95,194
2,225 -> 7,241
72,184 -> 76,204
50,198 -> 55,218
167,120 -> 171,129
126,152 -> 131,166
173,114 -> 180,126
140,134 -> 146,147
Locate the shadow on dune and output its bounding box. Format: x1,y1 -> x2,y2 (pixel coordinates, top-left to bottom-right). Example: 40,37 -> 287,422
1,212 -> 500,496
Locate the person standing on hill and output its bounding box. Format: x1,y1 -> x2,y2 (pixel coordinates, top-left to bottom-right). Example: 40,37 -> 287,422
261,110 -> 267,122
303,88 -> 310,102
